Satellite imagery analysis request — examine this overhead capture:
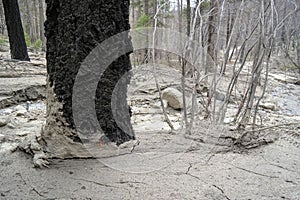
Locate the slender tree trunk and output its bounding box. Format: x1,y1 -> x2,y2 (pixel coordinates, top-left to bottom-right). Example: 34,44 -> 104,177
2,0 -> 30,61
143,0 -> 149,63
297,36 -> 300,74
0,2 -> 4,34
206,0 -> 218,73
144,0 -> 149,16
38,0 -> 45,47
153,0 -> 157,27
33,0 -> 39,42
177,0 -> 182,33
43,0 -> 134,158
24,0 -> 34,41
131,0 -> 135,24
137,0 -> 141,20
177,0 -> 182,64
186,0 -> 191,36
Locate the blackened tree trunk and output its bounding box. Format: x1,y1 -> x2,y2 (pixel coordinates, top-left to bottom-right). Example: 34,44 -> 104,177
43,0 -> 134,158
2,0 -> 29,61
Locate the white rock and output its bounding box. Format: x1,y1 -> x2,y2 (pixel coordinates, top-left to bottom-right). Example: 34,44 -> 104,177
224,117 -> 235,124
0,134 -> 5,142
17,132 -> 29,137
260,102 -> 277,111
162,88 -> 183,110
162,99 -> 168,108
270,74 -> 298,84
3,108 -> 13,115
0,116 -> 9,127
15,105 -> 27,116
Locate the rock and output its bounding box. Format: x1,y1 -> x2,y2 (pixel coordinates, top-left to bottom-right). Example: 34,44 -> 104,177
14,105 -> 27,116
17,132 -> 29,137
7,123 -> 16,129
2,108 -> 13,115
260,102 -> 277,111
270,74 -> 298,84
0,134 -> 5,142
153,100 -> 168,109
0,116 -> 9,127
215,91 -> 226,101
224,117 -> 234,124
162,88 -> 183,110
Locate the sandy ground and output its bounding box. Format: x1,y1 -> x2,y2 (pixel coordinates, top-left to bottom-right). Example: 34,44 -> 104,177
0,137 -> 299,199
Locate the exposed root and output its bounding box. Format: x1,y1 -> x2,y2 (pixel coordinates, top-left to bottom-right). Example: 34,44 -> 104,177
17,126 -> 49,168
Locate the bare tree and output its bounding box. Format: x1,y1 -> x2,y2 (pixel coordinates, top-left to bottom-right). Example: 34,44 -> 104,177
38,0 -> 45,46
0,1 -> 5,34
206,0 -> 218,73
186,0 -> 191,36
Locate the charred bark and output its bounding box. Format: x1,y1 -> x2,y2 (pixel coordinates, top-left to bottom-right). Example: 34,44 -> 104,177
2,0 -> 29,61
44,0 -> 134,157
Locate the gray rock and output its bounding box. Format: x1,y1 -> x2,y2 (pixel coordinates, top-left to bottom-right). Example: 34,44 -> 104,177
215,91 -> 226,101
0,116 -> 9,127
162,88 -> 183,110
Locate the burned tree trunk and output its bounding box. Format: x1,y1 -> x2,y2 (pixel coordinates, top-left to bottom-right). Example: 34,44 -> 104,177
2,0 -> 29,61
43,0 -> 134,158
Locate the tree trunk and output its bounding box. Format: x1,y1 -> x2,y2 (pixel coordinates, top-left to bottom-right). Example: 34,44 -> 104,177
33,0 -> 39,42
297,36 -> 300,74
2,0 -> 30,61
38,0 -> 45,47
186,0 -> 191,36
43,0 -> 134,158
144,0 -> 149,16
153,0 -> 157,27
131,0 -> 135,24
24,0 -> 34,41
206,0 -> 218,73
137,0 -> 141,20
0,2 -> 4,34
143,0 -> 149,63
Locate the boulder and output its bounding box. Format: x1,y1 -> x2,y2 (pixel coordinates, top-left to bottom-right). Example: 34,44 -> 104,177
162,88 -> 183,110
